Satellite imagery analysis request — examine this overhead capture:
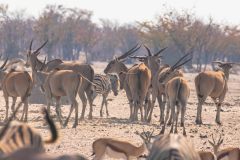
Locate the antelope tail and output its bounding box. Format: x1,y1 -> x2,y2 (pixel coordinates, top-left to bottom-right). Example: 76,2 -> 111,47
43,108 -> 58,144
75,74 -> 81,97
176,78 -> 182,103
86,66 -> 95,90
137,70 -> 141,96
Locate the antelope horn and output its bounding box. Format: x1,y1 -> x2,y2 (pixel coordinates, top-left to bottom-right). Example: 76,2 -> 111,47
33,40 -> 48,55
212,61 -> 223,65
144,45 -> 152,56
224,62 -> 240,65
154,47 -> 167,57
0,57 -> 8,70
211,134 -> 216,144
218,134 -> 223,144
172,57 -> 192,70
117,43 -> 141,60
172,52 -> 192,69
29,39 -> 33,52
129,55 -> 146,59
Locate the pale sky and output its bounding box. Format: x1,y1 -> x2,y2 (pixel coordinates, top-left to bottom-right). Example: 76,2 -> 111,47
1,0 -> 240,25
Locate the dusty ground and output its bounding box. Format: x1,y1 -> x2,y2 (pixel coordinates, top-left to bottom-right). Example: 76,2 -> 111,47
0,62 -> 240,159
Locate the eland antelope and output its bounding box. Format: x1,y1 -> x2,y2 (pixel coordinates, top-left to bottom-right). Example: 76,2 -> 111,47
104,44 -> 152,121
195,61 -> 237,124
26,40 -> 95,120
130,45 -> 167,123
0,58 -> 33,122
159,53 -> 192,135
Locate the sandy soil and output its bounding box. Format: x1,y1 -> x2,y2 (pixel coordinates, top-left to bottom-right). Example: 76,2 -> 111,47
1,62 -> 240,159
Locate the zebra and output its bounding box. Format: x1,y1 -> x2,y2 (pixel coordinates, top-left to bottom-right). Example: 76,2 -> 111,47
0,107 -> 58,156
91,73 -> 120,117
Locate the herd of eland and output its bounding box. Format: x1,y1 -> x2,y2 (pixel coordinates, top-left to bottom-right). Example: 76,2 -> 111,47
0,41 -> 239,160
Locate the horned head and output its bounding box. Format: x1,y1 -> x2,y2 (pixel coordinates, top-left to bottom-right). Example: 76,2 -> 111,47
104,44 -> 141,74
135,128 -> 157,151
208,133 -> 224,154
158,53 -> 192,84
26,39 -> 48,68
130,45 -> 167,70
212,61 -> 238,80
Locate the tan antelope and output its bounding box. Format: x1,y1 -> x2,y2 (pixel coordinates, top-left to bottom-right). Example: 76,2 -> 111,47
0,106 -> 58,156
208,134 -> 240,160
91,129 -> 156,160
159,53 -> 192,135
130,45 -> 168,123
147,134 -> 201,160
0,58 -> 33,122
32,63 -> 82,128
195,61 -> 236,125
26,40 -> 94,120
119,62 -> 151,121
104,44 -> 148,120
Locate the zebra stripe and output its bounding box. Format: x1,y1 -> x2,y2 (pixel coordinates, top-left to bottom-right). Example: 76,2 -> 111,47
93,74 -> 111,94
91,73 -> 119,117
0,108 -> 57,155
92,74 -> 119,97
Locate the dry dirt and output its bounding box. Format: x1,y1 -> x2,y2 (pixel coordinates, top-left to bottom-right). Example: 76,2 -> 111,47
1,62 -> 240,159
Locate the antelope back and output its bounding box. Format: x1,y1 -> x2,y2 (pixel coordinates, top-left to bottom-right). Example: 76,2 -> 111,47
2,71 -> 33,97
127,63 -> 151,91
158,67 -> 183,84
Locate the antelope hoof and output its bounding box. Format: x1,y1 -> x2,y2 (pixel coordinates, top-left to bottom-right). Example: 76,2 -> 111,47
79,116 -> 84,121
147,117 -> 151,123
160,129 -> 165,135
216,120 -> 222,125
63,122 -> 67,128
174,129 -> 178,134
167,121 -> 172,126
88,115 -> 93,120
72,124 -> 77,128
183,131 -> 187,136
3,118 -> 8,122
195,119 -> 202,125
180,123 -> 184,127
